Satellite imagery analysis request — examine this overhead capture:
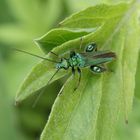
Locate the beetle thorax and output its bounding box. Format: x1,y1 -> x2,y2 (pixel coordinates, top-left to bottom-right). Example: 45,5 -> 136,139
69,53 -> 84,67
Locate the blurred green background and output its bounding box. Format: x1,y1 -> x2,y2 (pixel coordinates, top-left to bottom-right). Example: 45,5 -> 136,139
0,0 -> 140,140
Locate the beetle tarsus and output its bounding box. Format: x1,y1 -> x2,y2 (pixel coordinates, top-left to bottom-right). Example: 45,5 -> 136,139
74,67 -> 81,92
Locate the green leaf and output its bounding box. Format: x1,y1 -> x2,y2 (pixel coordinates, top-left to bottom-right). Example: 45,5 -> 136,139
59,3 -> 130,28
66,0 -> 132,12
16,27 -> 96,102
39,2 -> 140,140
15,57 -> 69,102
135,55 -> 140,99
16,1 -> 140,140
41,71 -> 103,140
121,8 -> 140,120
35,28 -> 97,53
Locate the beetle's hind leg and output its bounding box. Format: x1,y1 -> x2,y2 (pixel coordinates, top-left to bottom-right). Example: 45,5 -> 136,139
74,67 -> 81,91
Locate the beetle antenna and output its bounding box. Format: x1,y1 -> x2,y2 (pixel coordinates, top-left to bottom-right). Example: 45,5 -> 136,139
12,48 -> 59,63
32,68 -> 60,108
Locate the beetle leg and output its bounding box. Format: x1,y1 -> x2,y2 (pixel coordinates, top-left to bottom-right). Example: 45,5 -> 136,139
74,67 -> 81,91
72,67 -> 75,75
70,51 -> 76,58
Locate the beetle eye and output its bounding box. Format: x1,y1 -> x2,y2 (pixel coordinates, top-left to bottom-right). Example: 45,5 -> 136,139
85,43 -> 97,52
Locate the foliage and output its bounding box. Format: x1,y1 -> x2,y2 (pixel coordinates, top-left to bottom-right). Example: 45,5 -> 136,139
15,1 -> 140,140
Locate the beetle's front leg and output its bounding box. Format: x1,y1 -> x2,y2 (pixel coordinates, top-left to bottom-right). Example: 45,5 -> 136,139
74,67 -> 81,91
59,67 -> 75,95
72,67 -> 75,75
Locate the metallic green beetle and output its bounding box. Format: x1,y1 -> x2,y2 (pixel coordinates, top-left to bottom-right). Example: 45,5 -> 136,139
14,42 -> 116,91
54,42 -> 116,90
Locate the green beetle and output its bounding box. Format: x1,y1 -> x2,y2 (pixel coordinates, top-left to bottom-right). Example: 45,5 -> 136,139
55,42 -> 116,90
14,42 -> 116,92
